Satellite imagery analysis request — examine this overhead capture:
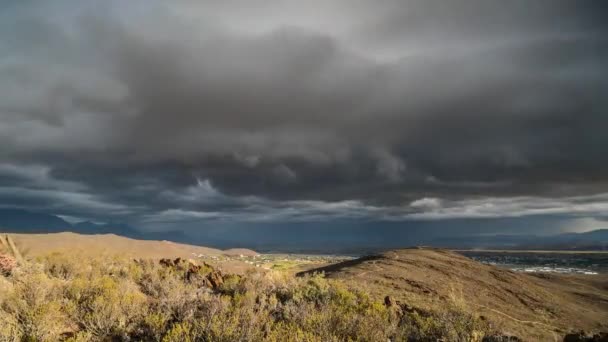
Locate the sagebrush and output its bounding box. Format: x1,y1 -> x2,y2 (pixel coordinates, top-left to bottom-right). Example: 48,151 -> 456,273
0,253 -> 492,341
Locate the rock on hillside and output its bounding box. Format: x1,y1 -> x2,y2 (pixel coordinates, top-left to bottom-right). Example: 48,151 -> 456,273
300,247 -> 608,341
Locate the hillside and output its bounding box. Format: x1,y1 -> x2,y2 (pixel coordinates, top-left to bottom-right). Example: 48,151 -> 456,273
300,248 -> 608,341
1,243 -> 504,342
5,232 -> 257,259
2,234 -> 608,340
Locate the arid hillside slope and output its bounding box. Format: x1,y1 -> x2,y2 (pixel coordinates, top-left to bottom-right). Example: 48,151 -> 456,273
3,232 -> 258,259
301,247 -> 608,341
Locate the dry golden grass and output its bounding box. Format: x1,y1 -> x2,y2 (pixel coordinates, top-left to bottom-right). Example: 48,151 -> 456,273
2,234 -> 606,341
301,248 -> 608,341
6,232 -> 256,259
0,252 -> 493,341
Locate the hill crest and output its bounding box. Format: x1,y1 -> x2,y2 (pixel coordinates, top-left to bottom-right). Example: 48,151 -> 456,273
4,232 -> 258,259
301,247 -> 608,340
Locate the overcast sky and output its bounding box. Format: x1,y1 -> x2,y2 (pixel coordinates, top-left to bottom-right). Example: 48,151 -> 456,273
1,0 -> 607,234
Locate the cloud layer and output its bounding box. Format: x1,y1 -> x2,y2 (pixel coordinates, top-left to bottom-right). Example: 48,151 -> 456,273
1,0 -> 607,229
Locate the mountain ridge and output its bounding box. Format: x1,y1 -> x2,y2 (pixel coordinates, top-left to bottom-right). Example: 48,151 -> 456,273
0,208 -> 190,243
1,208 -> 608,251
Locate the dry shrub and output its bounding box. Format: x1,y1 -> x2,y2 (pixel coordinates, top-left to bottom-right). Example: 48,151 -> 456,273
0,310 -> 21,342
137,263 -> 201,323
0,253 -> 493,341
40,252 -> 80,280
0,254 -> 16,276
162,322 -> 194,342
398,303 -> 489,341
64,275 -> 146,339
1,266 -> 69,341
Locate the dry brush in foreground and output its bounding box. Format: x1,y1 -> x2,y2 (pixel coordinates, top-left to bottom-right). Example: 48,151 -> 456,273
0,252 -> 499,342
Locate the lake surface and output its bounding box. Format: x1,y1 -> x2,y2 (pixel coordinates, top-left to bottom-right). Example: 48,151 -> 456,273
458,251 -> 608,275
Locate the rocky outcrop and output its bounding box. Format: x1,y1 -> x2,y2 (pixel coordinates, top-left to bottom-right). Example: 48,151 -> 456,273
205,268 -> 224,289
159,258 -> 174,268
563,331 -> 608,342
158,258 -> 225,290
384,295 -> 397,307
383,295 -> 430,317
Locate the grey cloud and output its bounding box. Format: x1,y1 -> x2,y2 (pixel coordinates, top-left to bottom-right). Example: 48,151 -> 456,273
1,0 -> 607,227
0,163 -> 131,219
407,194 -> 608,220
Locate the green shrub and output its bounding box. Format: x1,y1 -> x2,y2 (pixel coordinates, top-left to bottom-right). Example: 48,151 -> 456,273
64,275 -> 146,339
41,252 -> 80,280
2,269 -> 68,341
162,322 -> 194,342
0,310 -> 21,342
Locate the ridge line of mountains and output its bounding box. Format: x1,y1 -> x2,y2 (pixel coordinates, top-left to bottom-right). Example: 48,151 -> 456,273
0,208 -> 607,251
0,208 -> 188,243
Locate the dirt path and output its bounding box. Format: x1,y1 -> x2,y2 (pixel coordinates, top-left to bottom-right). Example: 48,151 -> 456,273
473,303 -> 559,330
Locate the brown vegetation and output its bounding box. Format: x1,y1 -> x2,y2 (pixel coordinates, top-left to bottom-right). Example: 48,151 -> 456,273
301,247 -> 608,341
6,232 -> 257,260
1,235 -> 607,341
0,251 -> 499,341
0,254 -> 16,276
0,235 -> 22,276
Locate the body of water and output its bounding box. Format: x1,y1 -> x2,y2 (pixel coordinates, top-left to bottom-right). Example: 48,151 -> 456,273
459,251 -> 608,275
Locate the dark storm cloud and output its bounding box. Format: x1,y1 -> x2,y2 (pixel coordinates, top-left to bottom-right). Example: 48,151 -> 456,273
1,0 -> 608,227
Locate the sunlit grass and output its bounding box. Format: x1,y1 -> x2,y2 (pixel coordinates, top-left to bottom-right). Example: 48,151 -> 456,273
0,253 -> 492,341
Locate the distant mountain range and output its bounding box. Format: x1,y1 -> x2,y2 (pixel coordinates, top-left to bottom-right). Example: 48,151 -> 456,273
428,229 -> 608,251
516,229 -> 608,251
0,208 -> 188,243
0,208 -> 73,232
0,208 -> 607,251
